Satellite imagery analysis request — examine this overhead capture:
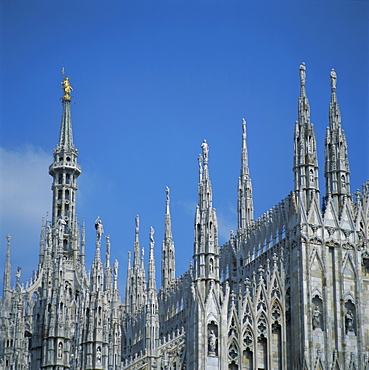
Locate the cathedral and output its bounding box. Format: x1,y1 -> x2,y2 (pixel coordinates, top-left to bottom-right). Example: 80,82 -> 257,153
1,64 -> 368,370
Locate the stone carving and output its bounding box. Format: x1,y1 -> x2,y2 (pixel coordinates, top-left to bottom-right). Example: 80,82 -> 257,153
166,186 -> 170,201
150,226 -> 154,243
299,62 -> 306,86
201,140 -> 209,162
114,259 -> 119,275
58,342 -> 63,358
95,217 -> 104,240
345,309 -> 354,334
330,69 -> 337,90
58,218 -> 66,239
96,346 -> 101,364
312,305 -> 321,329
208,330 -> 217,356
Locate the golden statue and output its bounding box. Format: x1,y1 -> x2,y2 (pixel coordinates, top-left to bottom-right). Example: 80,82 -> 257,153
61,76 -> 73,100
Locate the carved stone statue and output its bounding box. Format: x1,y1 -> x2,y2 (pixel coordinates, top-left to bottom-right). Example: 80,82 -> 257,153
166,186 -> 170,202
135,215 -> 139,232
114,259 -> 119,275
150,226 -> 154,243
58,218 -> 66,240
201,140 -> 209,162
345,309 -> 354,333
47,224 -> 52,248
299,62 -> 306,86
95,217 -> 104,240
58,342 -> 63,358
96,346 -> 101,364
198,154 -> 202,170
312,305 -> 320,329
15,266 -> 22,282
330,68 -> 337,90
208,330 -> 217,355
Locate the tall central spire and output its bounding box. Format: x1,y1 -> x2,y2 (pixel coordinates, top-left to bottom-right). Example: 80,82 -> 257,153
49,75 -> 81,252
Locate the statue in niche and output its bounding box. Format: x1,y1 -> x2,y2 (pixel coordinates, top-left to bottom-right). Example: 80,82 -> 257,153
96,346 -> 102,364
309,170 -> 314,184
58,218 -> 66,239
208,330 -> 217,356
345,309 -> 354,333
58,342 -> 63,358
95,217 -> 104,241
312,305 -> 321,329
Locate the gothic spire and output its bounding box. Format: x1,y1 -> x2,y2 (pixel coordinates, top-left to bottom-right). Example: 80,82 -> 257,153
49,75 -> 81,237
162,186 -> 175,289
194,140 -> 219,284
198,140 -> 212,210
238,118 -> 254,230
124,216 -> 147,314
293,63 -> 320,210
298,62 -> 310,125
133,215 -> 141,267
146,227 -> 159,360
91,217 -> 104,292
324,68 -> 350,212
148,227 -> 156,293
3,235 -> 12,303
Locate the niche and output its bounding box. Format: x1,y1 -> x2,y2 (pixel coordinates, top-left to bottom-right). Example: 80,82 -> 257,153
312,295 -> 323,330
344,300 -> 356,335
208,321 -> 218,356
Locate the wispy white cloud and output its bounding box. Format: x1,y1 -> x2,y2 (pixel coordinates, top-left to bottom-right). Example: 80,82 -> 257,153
216,201 -> 237,244
0,145 -> 52,281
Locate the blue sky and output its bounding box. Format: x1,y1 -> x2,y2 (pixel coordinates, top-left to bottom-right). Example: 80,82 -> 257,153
0,1 -> 368,293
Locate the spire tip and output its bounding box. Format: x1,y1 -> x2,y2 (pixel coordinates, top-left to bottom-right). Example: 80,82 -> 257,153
299,62 -> 306,87
330,68 -> 337,90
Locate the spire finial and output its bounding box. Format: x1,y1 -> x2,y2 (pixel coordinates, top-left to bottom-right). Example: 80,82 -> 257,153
94,216 -> 104,241
299,62 -> 306,87
150,227 -> 155,247
165,186 -> 170,214
105,235 -> 111,268
61,75 -> 73,100
128,251 -> 131,268
201,140 -> 209,164
330,68 -> 337,91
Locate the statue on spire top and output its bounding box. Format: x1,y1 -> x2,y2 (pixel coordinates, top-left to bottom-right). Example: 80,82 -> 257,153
201,140 -> 209,162
330,68 -> 337,90
299,62 -> 306,86
242,118 -> 246,134
300,62 -> 306,86
61,76 -> 73,100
